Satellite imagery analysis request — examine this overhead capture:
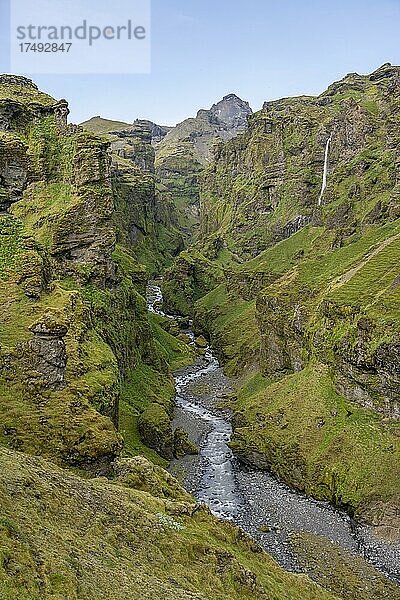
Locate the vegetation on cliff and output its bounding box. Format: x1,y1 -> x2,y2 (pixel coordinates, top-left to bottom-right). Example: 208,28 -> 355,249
164,64 -> 400,533
1,69 -> 399,599
0,75 -> 187,470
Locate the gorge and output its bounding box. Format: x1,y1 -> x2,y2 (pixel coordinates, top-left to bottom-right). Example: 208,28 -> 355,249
0,65 -> 399,600
149,283 -> 399,582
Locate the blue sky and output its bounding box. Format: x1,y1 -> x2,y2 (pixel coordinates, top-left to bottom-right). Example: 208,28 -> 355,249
1,0 -> 400,125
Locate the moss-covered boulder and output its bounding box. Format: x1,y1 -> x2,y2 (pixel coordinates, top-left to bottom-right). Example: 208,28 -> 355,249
173,427 -> 198,459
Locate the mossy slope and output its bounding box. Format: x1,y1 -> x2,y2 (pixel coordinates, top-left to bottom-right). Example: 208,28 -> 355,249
165,65 -> 400,530
0,447 -> 340,600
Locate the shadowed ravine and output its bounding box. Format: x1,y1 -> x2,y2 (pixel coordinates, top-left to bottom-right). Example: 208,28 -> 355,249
147,283 -> 400,583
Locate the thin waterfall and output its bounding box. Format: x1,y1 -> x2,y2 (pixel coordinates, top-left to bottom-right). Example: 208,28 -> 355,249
318,135 -> 332,206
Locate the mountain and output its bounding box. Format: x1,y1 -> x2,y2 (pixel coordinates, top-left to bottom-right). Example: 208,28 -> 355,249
162,64 -> 400,535
156,93 -> 253,166
155,94 -> 253,239
79,115 -> 131,134
81,94 -> 253,243
0,74 -> 349,600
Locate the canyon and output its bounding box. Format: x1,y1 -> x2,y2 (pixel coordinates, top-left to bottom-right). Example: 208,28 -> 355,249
0,65 -> 399,599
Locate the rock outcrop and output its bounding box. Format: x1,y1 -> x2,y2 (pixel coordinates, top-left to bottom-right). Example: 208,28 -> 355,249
0,75 -> 184,469
82,115 -> 184,273
164,65 -> 400,530
28,317 -> 68,387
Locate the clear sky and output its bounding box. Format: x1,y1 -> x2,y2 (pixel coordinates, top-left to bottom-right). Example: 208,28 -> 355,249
1,0 -> 400,125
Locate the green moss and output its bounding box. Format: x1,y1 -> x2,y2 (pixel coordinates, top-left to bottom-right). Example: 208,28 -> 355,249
118,363 -> 175,462
231,364 -> 400,516
11,182 -> 76,248
0,447 -> 340,600
0,81 -> 54,105
195,284 -> 259,375
149,313 -> 195,370
162,248 -> 223,315
118,401 -> 168,467
0,215 -> 24,279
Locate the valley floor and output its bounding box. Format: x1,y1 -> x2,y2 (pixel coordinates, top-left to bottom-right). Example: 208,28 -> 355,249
151,285 -> 400,599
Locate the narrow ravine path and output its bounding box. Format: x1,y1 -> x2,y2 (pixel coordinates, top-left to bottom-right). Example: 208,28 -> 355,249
147,283 -> 400,583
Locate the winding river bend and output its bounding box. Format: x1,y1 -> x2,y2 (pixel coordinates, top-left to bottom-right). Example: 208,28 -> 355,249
147,284 -> 400,583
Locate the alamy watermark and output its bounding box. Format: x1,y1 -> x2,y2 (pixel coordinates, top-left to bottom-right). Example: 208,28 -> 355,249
9,0 -> 151,74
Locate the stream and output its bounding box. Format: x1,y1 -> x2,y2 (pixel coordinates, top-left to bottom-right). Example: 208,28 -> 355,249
147,284 -> 400,583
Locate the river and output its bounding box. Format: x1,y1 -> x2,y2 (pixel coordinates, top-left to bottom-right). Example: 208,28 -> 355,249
146,283 -> 400,583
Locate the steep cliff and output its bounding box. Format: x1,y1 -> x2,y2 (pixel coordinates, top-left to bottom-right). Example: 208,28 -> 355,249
81,117 -> 183,274
165,64 -> 400,532
82,95 -> 252,246
200,63 -> 399,257
0,76 -> 350,600
155,94 -> 253,241
0,75 -> 191,470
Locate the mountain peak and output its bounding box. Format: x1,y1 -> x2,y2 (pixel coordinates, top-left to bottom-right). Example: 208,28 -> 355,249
208,93 -> 252,131
221,93 -> 244,102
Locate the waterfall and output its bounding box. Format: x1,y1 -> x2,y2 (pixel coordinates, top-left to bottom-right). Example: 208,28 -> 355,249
318,135 -> 332,206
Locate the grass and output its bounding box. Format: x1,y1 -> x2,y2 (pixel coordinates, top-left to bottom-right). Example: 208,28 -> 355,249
292,532 -> 400,600
80,115 -> 131,134
239,225 -> 326,274
11,182 -> 76,248
231,364 -> 400,516
329,234 -> 400,311
0,446 -> 341,600
0,80 -> 55,105
118,363 -> 175,463
0,215 -> 24,280
119,400 -> 169,467
297,221 -> 400,290
149,312 -> 195,371
195,283 -> 260,375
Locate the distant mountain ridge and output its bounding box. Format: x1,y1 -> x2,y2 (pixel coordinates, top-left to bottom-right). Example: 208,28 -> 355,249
81,93 -> 253,241
156,93 -> 252,165
81,93 -> 252,161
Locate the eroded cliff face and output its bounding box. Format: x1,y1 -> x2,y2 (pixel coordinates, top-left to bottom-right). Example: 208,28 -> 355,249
82,117 -> 184,274
165,65 -> 400,529
0,75 -> 186,469
200,63 -> 400,258
155,94 -> 253,241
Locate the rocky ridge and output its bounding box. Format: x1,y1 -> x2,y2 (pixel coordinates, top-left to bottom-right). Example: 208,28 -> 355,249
0,74 -> 352,600
162,64 -> 400,536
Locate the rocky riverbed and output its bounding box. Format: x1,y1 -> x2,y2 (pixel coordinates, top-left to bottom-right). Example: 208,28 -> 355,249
147,284 -> 400,586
